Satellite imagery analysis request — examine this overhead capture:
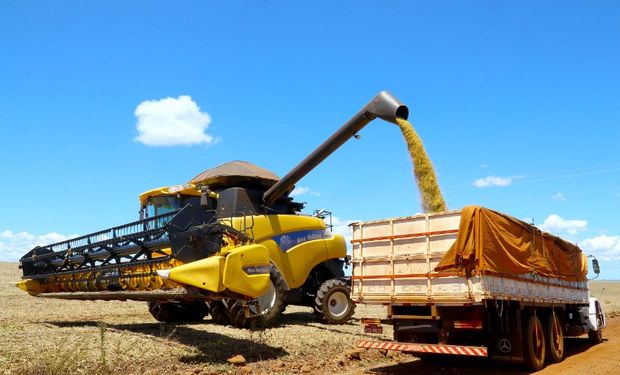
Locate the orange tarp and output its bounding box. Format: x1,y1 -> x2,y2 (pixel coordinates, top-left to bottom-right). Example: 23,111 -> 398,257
434,206 -> 587,281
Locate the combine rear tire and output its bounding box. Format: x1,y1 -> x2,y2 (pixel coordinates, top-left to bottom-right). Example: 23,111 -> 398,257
208,300 -> 231,325
314,279 -> 355,324
147,300 -> 209,323
228,267 -> 287,328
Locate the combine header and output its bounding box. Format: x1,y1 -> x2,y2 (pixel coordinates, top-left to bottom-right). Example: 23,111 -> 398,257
18,205 -> 237,297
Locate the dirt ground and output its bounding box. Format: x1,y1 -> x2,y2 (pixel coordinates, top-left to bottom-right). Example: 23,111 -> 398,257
2,262 -> 619,375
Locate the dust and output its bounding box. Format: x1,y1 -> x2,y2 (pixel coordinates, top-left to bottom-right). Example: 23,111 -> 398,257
395,118 -> 447,213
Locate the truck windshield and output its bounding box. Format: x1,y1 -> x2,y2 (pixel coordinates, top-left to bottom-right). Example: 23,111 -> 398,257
146,196 -> 181,217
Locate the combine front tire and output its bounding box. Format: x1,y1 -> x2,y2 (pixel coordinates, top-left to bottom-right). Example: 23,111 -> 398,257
228,267 -> 287,328
314,279 -> 355,324
147,300 -> 209,323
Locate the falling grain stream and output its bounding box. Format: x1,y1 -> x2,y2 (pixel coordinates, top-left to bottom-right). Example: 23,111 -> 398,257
395,118 -> 447,213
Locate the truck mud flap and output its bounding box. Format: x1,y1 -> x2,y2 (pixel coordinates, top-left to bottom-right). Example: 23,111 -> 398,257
357,340 -> 488,357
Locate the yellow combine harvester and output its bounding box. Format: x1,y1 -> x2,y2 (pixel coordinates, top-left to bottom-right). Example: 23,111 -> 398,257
17,91 -> 409,327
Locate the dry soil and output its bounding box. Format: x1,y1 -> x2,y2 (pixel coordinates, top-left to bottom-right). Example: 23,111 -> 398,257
1,262 -> 619,375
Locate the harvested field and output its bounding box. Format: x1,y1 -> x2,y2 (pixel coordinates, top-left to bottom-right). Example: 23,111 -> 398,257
2,262 -> 619,374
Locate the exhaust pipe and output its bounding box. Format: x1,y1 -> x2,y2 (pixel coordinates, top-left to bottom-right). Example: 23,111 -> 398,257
263,91 -> 408,207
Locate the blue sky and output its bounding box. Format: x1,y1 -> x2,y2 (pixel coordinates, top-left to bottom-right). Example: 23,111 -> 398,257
1,1 -> 619,278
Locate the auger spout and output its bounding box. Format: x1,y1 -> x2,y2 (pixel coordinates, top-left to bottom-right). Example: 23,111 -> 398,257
262,91 -> 409,207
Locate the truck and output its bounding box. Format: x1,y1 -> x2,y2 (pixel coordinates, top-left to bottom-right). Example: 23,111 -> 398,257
353,206 -> 605,370
17,91 -> 409,328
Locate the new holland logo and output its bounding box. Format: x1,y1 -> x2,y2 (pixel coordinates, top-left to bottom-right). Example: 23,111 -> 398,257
273,230 -> 325,252
243,265 -> 271,275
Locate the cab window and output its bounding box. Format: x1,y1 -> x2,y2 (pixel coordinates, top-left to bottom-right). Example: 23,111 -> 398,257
147,196 -> 181,217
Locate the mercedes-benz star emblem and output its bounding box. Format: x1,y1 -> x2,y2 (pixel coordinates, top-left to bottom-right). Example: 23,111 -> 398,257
498,338 -> 512,353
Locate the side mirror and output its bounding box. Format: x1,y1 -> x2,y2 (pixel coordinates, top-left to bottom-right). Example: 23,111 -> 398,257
592,258 -> 601,275
200,186 -> 218,210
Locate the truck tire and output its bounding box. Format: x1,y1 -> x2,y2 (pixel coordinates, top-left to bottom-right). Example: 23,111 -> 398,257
523,314 -> 546,371
314,279 -> 355,324
208,300 -> 231,325
147,300 -> 209,323
588,314 -> 604,344
545,312 -> 564,363
228,267 -> 287,329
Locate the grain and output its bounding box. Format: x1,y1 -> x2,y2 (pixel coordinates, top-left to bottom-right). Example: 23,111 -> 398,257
395,118 -> 447,213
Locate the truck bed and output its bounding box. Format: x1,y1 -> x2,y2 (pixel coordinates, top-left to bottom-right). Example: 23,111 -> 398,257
351,210 -> 588,306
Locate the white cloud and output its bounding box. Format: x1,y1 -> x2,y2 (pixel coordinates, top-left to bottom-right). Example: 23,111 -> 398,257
134,95 -> 215,147
0,230 -> 78,262
328,216 -> 357,248
551,192 -> 566,202
580,235 -> 620,261
539,214 -> 588,235
473,176 -> 513,188
291,186 -> 320,197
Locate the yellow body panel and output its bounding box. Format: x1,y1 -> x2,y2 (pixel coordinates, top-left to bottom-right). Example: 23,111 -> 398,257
222,215 -> 347,289
326,234 -> 347,260
222,244 -> 271,298
167,244 -> 271,298
168,256 -> 226,293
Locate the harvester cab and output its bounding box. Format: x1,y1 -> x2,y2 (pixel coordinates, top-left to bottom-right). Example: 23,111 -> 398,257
139,185 -> 201,221
17,91 -> 409,328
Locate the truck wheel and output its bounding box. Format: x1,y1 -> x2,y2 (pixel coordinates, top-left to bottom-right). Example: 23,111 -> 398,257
147,300 -> 209,323
208,300 -> 231,325
314,279 -> 355,324
545,312 -> 564,363
523,314 -> 546,371
588,314 -> 604,344
228,267 -> 287,329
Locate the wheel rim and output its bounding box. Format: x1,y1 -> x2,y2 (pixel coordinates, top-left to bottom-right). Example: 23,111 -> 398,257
533,318 -> 544,362
552,315 -> 562,352
327,291 -> 349,317
251,281 -> 276,315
